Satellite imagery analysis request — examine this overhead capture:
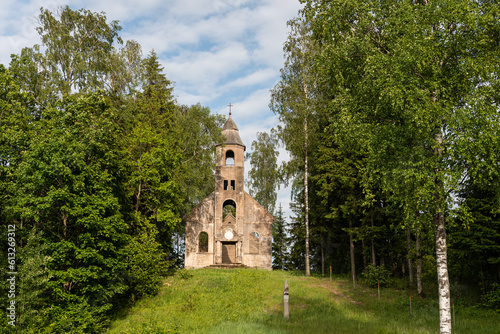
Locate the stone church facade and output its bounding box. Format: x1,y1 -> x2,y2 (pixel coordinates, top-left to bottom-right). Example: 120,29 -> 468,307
184,114 -> 274,270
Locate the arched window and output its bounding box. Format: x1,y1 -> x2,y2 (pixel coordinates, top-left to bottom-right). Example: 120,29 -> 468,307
249,232 -> 260,254
222,200 -> 236,220
225,150 -> 235,166
199,232 -> 208,253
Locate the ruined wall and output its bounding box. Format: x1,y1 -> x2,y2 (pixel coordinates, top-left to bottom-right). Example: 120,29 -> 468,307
184,193 -> 215,269
241,192 -> 274,270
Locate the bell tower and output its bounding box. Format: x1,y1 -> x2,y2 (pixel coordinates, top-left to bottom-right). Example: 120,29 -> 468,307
213,113 -> 246,264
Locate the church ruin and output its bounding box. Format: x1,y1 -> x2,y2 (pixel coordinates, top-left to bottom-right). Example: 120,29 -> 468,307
184,113 -> 274,269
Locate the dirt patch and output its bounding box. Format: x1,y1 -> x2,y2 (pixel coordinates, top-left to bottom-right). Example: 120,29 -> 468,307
308,281 -> 362,305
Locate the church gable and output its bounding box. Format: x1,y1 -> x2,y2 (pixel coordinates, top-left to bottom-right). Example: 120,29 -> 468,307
184,192 -> 215,225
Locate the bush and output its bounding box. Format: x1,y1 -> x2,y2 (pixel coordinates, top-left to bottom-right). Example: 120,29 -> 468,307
361,264 -> 391,288
482,283 -> 500,312
124,221 -> 171,299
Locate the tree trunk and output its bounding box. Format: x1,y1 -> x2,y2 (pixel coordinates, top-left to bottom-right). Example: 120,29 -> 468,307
321,234 -> 325,276
407,228 -> 414,287
303,79 -> 311,277
435,130 -> 451,334
362,239 -> 368,269
416,232 -> 424,298
349,219 -> 355,281
371,211 -> 376,265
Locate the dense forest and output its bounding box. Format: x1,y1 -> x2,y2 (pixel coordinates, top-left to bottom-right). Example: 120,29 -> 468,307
1,1 -> 500,334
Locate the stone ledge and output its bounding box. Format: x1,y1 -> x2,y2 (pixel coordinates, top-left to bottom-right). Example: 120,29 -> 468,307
206,264 -> 250,269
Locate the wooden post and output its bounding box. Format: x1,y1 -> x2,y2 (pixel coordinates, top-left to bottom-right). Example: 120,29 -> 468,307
410,292 -> 412,315
330,266 -> 332,281
283,280 -> 289,319
452,299 -> 455,326
353,272 -> 356,289
378,281 -> 380,301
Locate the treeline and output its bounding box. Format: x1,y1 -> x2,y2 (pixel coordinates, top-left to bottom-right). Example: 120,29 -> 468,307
246,1 -> 500,332
0,6 -> 223,333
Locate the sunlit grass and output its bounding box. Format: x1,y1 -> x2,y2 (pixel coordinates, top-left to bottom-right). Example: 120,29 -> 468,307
106,269 -> 499,334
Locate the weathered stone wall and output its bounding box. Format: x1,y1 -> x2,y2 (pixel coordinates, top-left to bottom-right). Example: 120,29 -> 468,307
241,192 -> 274,270
184,193 -> 215,269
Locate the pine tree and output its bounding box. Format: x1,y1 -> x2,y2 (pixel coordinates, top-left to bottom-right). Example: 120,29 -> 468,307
272,204 -> 289,270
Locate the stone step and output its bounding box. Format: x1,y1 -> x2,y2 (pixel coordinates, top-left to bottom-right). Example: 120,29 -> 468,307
206,263 -> 250,269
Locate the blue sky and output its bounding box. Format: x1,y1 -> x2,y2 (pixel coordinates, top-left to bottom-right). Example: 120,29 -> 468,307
0,0 -> 303,218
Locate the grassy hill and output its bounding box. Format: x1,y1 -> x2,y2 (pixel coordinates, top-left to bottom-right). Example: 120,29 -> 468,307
106,269 -> 499,334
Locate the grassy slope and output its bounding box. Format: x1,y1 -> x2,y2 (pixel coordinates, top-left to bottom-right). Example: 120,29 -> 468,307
106,269 -> 499,334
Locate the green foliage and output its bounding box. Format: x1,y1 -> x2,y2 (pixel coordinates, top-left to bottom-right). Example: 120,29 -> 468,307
177,269 -> 193,280
36,6 -> 122,95
272,204 -> 289,270
175,103 -> 225,216
449,177 -> 500,292
482,283 -> 500,312
125,220 -> 171,299
222,203 -> 236,220
16,229 -> 52,332
246,130 -> 280,214
361,264 -> 391,288
5,92 -> 130,332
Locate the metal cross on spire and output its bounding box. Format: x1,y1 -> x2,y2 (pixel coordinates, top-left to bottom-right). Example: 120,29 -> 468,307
228,103 -> 233,116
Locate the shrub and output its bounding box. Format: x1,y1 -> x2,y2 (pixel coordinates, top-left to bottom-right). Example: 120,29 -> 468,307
361,264 -> 391,288
482,283 -> 500,312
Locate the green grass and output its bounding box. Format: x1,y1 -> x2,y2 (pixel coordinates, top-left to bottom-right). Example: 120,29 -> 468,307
106,269 -> 499,334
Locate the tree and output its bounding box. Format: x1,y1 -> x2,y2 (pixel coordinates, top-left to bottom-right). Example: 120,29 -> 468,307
450,176 -> 500,288
313,122 -> 369,281
246,130 -> 280,214
302,0 -> 500,332
9,6 -> 140,107
35,6 -> 122,95
272,204 -> 289,270
271,17 -> 321,277
175,104 -> 225,217
7,92 -> 130,332
124,51 -> 182,270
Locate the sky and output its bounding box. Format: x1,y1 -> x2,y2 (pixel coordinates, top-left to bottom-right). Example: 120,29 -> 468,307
0,0 -> 303,219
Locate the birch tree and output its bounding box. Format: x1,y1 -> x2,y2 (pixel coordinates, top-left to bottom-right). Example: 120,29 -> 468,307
271,17 -> 320,277
246,130 -> 280,214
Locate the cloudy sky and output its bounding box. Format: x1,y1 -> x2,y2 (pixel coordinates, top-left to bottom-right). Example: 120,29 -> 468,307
0,0 -> 303,217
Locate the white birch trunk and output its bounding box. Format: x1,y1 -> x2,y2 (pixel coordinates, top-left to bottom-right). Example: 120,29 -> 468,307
435,131 -> 451,334
304,117 -> 311,277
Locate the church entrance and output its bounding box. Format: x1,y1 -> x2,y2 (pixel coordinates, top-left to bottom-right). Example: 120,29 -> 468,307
221,242 -> 236,264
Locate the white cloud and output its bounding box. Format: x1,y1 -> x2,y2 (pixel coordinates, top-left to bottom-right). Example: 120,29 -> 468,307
225,68 -> 276,89
162,42 -> 250,96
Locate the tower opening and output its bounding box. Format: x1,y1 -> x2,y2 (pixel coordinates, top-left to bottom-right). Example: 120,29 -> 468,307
225,150 -> 235,166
